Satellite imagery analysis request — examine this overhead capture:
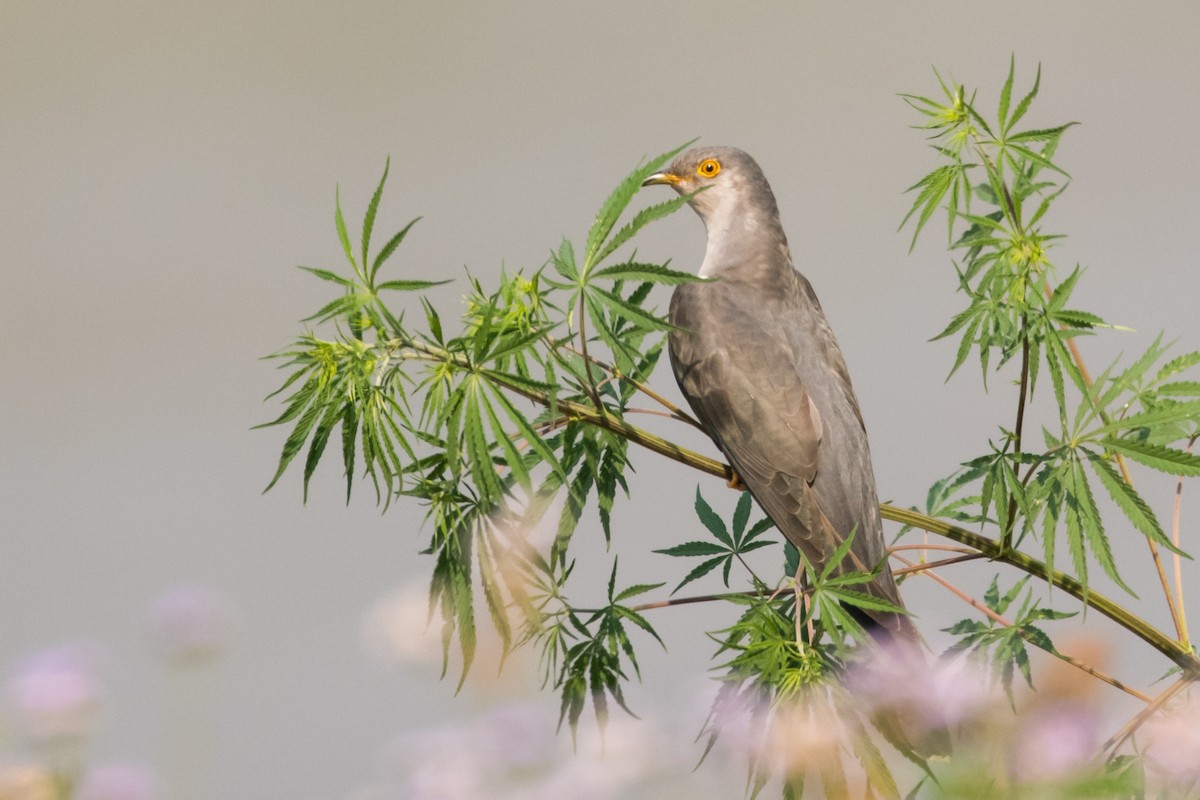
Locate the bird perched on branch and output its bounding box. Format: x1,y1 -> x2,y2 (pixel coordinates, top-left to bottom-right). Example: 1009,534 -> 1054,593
643,146 -> 918,645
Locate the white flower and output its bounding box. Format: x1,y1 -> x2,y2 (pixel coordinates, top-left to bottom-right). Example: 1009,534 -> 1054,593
5,643 -> 107,743
76,764 -> 156,800
147,585 -> 236,664
361,583 -> 442,668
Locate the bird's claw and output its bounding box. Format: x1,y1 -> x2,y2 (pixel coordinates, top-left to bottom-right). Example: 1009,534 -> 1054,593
726,468 -> 747,491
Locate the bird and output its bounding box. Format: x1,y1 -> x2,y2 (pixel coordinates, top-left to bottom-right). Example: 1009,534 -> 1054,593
643,146 -> 919,645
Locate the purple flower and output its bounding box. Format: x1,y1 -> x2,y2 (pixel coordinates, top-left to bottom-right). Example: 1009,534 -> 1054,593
76,763 -> 157,800
5,643 -> 107,743
147,585 -> 235,664
1013,702 -> 1100,783
1142,695 -> 1200,784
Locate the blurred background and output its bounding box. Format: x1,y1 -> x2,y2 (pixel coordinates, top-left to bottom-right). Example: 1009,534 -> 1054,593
3,2 -> 1199,797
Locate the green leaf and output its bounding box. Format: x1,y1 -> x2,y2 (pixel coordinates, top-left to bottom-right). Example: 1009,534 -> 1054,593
731,490 -> 752,539
583,141 -> 694,273
1068,456 -> 1132,594
371,217 -> 422,279
297,266 -> 356,287
335,184 -> 357,272
589,286 -> 674,332
654,540 -> 728,557
670,556 -> 726,594
1093,400 -> 1200,437
362,157 -> 389,272
302,398 -> 345,502
1100,439 -> 1200,476
590,261 -> 703,285
900,164 -> 960,251
1156,350 -> 1200,382
340,403 -> 357,503
1083,451 -> 1174,551
262,392 -> 325,493
1007,62 -> 1041,132
592,195 -> 693,269
614,582 -> 665,603
376,278 -> 453,292
998,54 -> 1015,132
694,487 -> 732,546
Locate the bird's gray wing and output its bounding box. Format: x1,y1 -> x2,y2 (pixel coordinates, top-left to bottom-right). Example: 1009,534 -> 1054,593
669,281 -> 908,623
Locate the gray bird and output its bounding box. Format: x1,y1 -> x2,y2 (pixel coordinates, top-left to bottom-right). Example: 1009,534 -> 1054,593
644,146 -> 918,644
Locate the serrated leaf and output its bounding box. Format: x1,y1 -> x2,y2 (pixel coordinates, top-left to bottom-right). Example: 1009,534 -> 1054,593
590,261 -> 702,285
1100,439 -> 1200,476
670,556 -> 726,594
297,265 -> 356,286
371,217 -> 422,279
589,285 -> 674,332
614,582 -> 665,602
694,487 -> 732,546
362,157 -> 389,271
1094,400 -> 1200,437
1007,63 -> 1041,132
376,278 -> 453,292
584,141 -> 694,272
654,540 -> 729,557
334,184 -> 357,273
302,398 -> 345,502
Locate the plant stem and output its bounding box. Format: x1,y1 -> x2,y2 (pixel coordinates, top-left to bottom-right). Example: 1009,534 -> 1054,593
1003,331 -> 1030,551
575,300 -> 604,411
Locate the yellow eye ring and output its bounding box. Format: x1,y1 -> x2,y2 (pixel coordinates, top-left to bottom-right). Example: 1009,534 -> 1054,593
697,159 -> 721,178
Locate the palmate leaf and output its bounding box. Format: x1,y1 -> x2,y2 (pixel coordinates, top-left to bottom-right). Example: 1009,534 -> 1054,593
900,164 -> 962,251
583,140 -> 695,274
656,488 -> 776,593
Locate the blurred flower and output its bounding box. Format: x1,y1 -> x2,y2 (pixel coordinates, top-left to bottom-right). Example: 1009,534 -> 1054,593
1012,702 -> 1100,783
0,765 -> 55,800
1141,693 -> 1200,785
147,585 -> 236,665
846,645 -> 994,732
5,643 -> 107,744
76,764 -> 156,800
361,583 -> 442,668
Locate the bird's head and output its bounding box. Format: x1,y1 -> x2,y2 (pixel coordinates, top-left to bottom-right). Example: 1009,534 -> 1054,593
641,146 -> 778,229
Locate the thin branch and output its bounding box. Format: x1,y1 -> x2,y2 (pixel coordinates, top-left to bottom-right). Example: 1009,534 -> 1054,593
892,553 -> 985,577
1103,676 -> 1192,755
575,300 -> 604,411
892,554 -> 1152,704
888,544 -> 979,556
1003,329 -> 1030,550
1173,435 -> 1197,650
560,341 -> 703,430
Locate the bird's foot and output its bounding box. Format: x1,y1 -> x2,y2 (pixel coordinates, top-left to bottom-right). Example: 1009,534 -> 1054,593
726,468 -> 747,491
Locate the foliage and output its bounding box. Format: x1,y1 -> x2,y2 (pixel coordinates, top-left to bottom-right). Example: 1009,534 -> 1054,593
262,60 -> 1200,798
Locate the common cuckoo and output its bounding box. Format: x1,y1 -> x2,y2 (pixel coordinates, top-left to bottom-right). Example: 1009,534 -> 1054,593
644,146 -> 918,644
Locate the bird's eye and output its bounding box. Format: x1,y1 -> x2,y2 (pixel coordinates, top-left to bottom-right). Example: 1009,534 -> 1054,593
697,159 -> 721,177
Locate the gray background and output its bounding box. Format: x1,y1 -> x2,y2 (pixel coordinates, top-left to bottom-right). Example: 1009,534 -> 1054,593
3,2 -> 1199,797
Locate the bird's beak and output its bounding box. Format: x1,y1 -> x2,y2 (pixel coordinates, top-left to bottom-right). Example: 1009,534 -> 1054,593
642,171 -> 681,187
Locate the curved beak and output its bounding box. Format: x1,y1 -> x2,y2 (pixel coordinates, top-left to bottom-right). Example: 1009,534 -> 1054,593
641,171 -> 681,187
